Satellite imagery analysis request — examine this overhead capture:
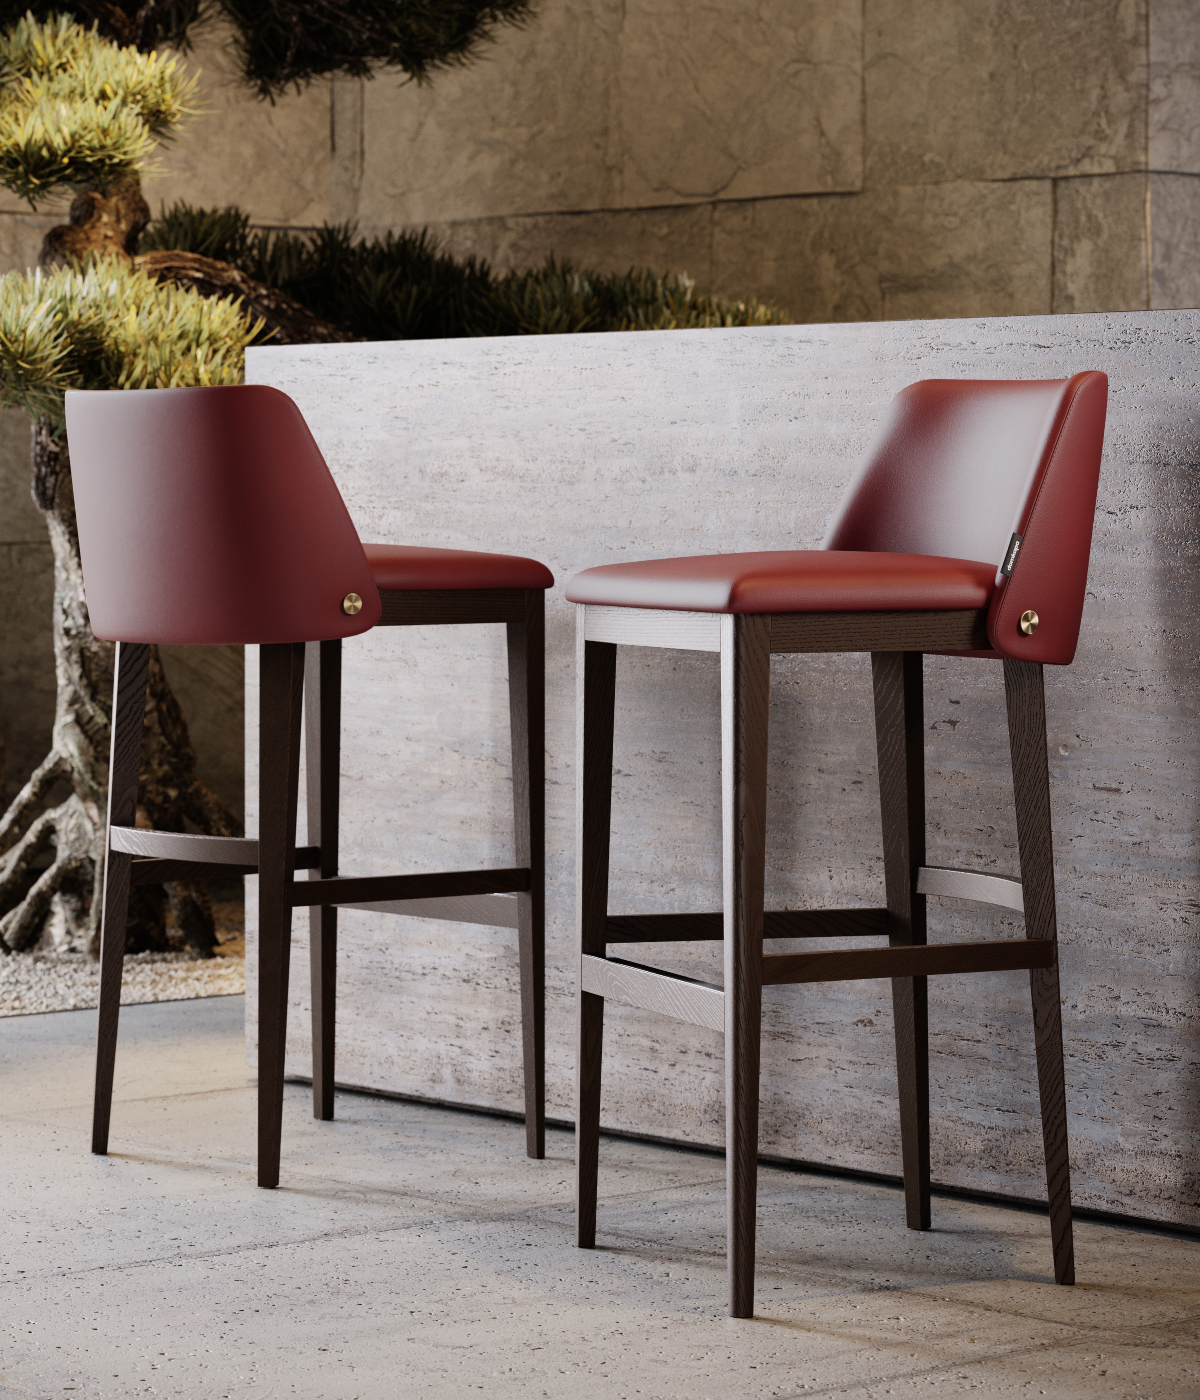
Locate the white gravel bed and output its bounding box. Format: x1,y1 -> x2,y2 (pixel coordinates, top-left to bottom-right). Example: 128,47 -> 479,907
0,950 -> 244,1016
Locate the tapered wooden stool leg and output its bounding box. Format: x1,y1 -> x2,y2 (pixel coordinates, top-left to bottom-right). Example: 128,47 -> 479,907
1005,658 -> 1075,1285
305,640 -> 341,1122
509,591 -> 546,1158
722,614 -> 770,1319
575,619 -> 616,1248
258,641 -> 305,1189
91,641 -> 151,1155
871,651 -> 931,1231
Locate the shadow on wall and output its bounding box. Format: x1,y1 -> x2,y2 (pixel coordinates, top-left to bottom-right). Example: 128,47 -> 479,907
1144,407 -> 1200,1194
0,406 -> 244,822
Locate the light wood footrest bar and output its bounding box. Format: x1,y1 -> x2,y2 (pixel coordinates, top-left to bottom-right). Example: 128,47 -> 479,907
762,938 -> 1053,985
916,866 -> 1025,913
113,829 -> 261,863
581,954 -> 725,1033
341,892 -> 519,928
291,867 -> 531,908
121,833 -> 320,885
605,908 -> 889,942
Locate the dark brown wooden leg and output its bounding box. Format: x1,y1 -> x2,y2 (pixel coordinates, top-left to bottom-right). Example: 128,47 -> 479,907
91,641 -> 151,1156
258,641 -> 305,1189
305,639 -> 341,1123
871,651 -> 931,1231
508,591 -> 546,1159
1005,657 -> 1075,1285
722,613 -> 770,1319
575,617 -> 616,1248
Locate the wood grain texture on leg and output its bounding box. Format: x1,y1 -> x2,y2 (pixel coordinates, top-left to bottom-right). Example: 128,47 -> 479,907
1005,657 -> 1075,1285
305,639 -> 341,1123
91,641 -> 151,1156
508,590 -> 546,1159
722,613 -> 770,1319
257,641 -> 305,1189
871,651 -> 931,1231
575,614 -> 616,1248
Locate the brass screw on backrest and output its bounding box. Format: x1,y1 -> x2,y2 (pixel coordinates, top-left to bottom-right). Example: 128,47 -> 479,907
342,592 -> 363,615
1019,609 -> 1039,636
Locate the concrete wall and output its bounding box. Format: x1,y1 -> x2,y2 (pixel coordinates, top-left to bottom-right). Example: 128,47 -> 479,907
245,310 -> 1200,1229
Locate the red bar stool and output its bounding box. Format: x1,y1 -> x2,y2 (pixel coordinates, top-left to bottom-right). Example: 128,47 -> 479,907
566,372 -> 1108,1317
66,384 -> 552,1185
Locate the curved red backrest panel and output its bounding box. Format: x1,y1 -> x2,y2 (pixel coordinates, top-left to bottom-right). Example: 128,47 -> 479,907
823,373 -> 1108,663
65,385 -> 382,644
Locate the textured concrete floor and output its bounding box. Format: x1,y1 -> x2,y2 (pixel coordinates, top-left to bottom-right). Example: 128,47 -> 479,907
2,998 -> 1198,1400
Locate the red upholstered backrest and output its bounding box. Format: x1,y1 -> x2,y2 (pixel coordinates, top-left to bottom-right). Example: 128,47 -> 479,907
66,385 -> 381,644
823,373 -> 1108,663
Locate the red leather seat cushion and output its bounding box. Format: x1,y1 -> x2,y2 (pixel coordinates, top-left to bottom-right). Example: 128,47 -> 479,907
364,543 -> 553,592
565,550 -> 996,613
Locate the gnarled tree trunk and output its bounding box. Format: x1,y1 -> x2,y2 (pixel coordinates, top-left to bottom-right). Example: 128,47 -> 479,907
0,168 -> 347,958
0,423 -> 240,956
0,172 -> 242,957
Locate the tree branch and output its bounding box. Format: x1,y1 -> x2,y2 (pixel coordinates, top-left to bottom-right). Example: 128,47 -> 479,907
134,250 -> 358,345
70,1 -> 137,46
0,852 -> 90,952
0,808 -> 60,916
0,750 -> 68,858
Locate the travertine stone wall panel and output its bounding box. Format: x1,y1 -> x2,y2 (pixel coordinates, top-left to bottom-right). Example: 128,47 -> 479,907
329,77 -> 365,226
1151,174 -> 1200,310
711,181 -> 1053,323
143,24 -> 330,226
431,203 -> 716,287
352,0 -> 862,229
430,179 -> 1057,326
615,1 -> 862,206
247,311 -> 1200,1226
0,209 -> 65,263
1150,0 -> 1200,173
355,2 -> 622,228
864,0 -> 1146,186
1052,175 -> 1148,314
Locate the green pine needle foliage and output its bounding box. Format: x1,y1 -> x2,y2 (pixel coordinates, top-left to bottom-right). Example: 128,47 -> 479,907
0,256 -> 261,425
0,14 -> 197,201
0,3 -> 204,54
142,201 -> 787,337
0,2 -> 531,96
203,1 -> 533,99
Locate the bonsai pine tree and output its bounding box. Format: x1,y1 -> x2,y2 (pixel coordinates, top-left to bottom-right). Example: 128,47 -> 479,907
0,3 -> 532,957
0,2 -> 534,95
0,15 -> 256,957
0,256 -> 262,955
